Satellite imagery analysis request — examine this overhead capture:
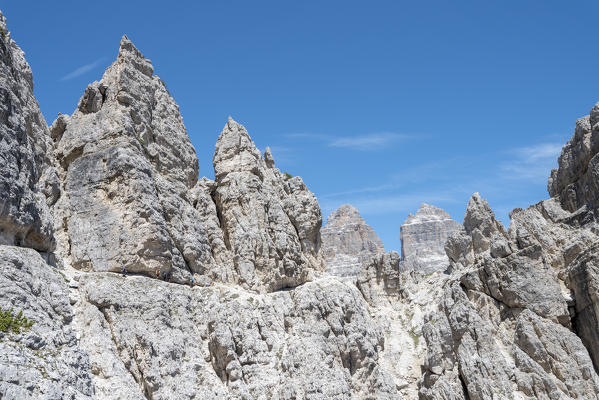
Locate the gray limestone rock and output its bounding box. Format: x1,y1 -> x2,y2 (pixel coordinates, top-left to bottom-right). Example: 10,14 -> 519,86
52,35 -> 214,282
356,251 -> 400,306
211,118 -> 324,292
548,107 -> 599,212
321,204 -> 385,280
0,245 -> 94,399
400,203 -> 462,273
0,14 -> 94,399
567,245 -> 599,372
73,273 -> 398,400
0,11 -> 56,252
419,190 -> 599,399
6,6 -> 599,399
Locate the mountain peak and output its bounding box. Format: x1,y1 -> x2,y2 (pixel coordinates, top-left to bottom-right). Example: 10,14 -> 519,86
115,34 -> 153,77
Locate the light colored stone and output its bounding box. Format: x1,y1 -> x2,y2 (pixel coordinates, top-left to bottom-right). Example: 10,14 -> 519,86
211,118 -> 324,292
420,189 -> 599,399
5,7 -> 599,399
73,272 -> 398,400
0,11 -> 56,252
51,35 -> 214,283
400,203 -> 462,273
321,204 -> 385,280
0,245 -> 93,399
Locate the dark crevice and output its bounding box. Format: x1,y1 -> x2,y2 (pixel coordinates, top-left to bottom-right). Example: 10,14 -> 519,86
458,371 -> 471,400
59,144 -> 85,171
568,256 -> 599,375
211,190 -> 231,252
287,213 -> 303,252
97,305 -> 151,400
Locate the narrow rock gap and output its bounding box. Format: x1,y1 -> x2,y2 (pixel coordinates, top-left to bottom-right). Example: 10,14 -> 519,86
458,371 -> 471,400
132,346 -> 154,400
97,305 -> 151,400
211,189 -> 231,252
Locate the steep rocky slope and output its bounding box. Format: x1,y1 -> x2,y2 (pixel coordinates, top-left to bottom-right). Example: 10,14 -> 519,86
321,204 -> 385,280
400,203 -> 462,273
3,7 -> 599,400
419,111 -> 599,398
0,12 -> 93,399
0,17 -> 394,399
50,34 -> 322,292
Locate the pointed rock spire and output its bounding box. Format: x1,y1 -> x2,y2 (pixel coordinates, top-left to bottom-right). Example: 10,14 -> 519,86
116,34 -> 153,77
51,35 -> 207,280
264,146 -> 275,168
321,204 -> 385,280
211,118 -> 323,291
213,117 -> 263,179
0,8 -> 55,251
400,202 -> 461,273
463,192 -> 505,237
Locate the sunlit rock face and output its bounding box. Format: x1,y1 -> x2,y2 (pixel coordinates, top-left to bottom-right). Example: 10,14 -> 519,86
320,204 -> 385,280
50,34 -> 324,292
400,203 -> 462,273
419,99 -> 599,398
5,6 -> 599,399
0,11 -> 57,253
51,35 -> 214,284
211,120 -> 324,292
0,11 -> 94,399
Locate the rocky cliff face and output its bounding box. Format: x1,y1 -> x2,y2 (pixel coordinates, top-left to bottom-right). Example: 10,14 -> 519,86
321,204 -> 385,280
0,12 -> 93,399
4,8 -> 599,400
0,12 -> 56,252
400,203 -> 462,273
50,35 -> 322,292
210,122 -> 323,291
419,123 -> 599,399
51,35 -> 212,284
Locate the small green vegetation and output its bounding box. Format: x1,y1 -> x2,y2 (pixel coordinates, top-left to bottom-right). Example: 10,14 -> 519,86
0,27 -> 6,39
408,329 -> 420,347
0,308 -> 34,334
283,172 -> 293,180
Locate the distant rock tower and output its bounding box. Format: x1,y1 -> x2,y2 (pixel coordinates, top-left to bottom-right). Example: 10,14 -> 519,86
400,203 -> 462,273
320,204 -> 385,280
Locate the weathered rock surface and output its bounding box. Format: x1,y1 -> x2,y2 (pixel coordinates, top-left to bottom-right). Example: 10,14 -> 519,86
210,122 -> 324,292
548,108 -> 599,212
0,14 -> 93,399
0,246 -> 93,399
418,101 -> 599,397
420,184 -> 599,397
0,12 -> 56,252
400,203 -> 462,274
321,204 -> 385,280
6,6 -> 599,399
50,36 -> 323,292
51,35 -> 214,284
72,272 -> 398,400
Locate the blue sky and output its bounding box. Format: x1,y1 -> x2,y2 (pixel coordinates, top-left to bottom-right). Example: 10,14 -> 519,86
4,1 -> 599,252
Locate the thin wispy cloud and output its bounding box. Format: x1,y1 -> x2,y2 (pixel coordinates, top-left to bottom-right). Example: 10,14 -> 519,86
317,141 -> 564,229
500,142 -> 563,181
60,58 -> 105,81
321,192 -> 460,218
510,143 -> 563,163
330,133 -> 409,149
286,132 -> 412,150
